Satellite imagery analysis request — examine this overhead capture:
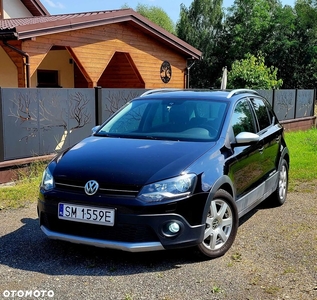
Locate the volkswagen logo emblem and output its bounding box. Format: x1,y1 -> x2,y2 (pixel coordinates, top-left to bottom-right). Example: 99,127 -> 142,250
84,180 -> 99,196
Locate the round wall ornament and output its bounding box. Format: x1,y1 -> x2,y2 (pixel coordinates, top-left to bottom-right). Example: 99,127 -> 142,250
160,61 -> 172,83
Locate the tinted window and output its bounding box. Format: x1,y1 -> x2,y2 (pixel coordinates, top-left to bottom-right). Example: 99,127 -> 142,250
98,99 -> 228,141
251,98 -> 271,131
231,99 -> 256,136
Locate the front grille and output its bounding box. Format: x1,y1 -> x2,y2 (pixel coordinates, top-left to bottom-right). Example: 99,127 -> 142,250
41,212 -> 159,243
55,180 -> 140,197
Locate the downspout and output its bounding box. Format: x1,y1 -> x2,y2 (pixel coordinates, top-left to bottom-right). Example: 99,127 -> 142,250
186,59 -> 196,89
3,40 -> 30,88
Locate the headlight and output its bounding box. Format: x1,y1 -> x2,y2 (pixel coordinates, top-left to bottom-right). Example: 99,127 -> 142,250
40,168 -> 55,191
137,174 -> 196,203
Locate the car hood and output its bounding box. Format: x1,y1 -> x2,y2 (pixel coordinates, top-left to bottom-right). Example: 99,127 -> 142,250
53,136 -> 216,186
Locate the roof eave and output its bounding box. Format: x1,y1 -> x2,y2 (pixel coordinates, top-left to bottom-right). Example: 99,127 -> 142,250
129,12 -> 202,60
3,9 -> 202,59
21,0 -> 50,16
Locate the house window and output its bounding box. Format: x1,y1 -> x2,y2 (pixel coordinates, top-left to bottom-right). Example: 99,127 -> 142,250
37,70 -> 60,87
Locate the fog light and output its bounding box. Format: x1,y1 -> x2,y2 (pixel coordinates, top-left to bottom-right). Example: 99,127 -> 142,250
162,221 -> 182,237
168,222 -> 180,234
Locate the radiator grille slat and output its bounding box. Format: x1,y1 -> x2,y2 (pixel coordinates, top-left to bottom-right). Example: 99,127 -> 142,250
55,180 -> 140,197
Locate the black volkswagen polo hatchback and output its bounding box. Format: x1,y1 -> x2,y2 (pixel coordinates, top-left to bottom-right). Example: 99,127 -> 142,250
38,89 -> 289,258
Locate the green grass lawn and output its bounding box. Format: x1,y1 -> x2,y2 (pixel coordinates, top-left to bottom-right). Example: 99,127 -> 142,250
0,128 -> 316,210
285,128 -> 317,191
0,161 -> 44,210
286,129 -> 317,181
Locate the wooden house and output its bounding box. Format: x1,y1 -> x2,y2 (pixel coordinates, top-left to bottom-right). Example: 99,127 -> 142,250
0,0 -> 202,89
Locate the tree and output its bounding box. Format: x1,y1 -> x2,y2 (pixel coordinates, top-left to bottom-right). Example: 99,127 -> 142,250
122,3 -> 175,34
227,53 -> 283,89
223,0 -> 282,62
176,0 -> 224,88
260,4 -> 296,87
222,0 -> 317,88
265,0 -> 317,88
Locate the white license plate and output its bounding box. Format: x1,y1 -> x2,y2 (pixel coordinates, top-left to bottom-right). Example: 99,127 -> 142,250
58,203 -> 115,226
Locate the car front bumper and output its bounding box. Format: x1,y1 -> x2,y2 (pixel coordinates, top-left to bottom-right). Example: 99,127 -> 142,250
41,225 -> 165,252
38,196 -> 207,252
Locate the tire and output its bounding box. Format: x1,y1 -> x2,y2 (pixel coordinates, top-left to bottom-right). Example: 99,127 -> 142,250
270,158 -> 288,206
197,189 -> 238,259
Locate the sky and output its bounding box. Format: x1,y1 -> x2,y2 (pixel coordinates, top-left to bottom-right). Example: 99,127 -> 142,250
43,0 -> 295,23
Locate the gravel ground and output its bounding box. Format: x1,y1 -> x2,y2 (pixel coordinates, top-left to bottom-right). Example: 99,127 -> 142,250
0,192 -> 316,300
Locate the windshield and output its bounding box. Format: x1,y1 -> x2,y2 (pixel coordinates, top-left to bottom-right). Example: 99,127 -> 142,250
96,98 -> 227,141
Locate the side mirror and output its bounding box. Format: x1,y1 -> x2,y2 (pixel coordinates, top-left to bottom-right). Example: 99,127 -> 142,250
235,132 -> 260,144
91,125 -> 100,135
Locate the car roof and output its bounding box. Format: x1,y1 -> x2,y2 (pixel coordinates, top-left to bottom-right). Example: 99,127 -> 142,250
138,89 -> 260,101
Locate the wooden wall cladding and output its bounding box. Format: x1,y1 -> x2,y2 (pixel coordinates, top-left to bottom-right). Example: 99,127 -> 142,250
97,52 -> 145,88
0,41 -> 25,87
21,22 -> 187,88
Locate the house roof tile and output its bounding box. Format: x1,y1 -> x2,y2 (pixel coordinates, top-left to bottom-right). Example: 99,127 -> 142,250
0,9 -> 202,59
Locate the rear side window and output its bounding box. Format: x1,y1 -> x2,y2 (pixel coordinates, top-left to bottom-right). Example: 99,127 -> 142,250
251,98 -> 271,131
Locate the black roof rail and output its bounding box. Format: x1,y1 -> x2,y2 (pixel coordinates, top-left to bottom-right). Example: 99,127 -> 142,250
226,89 -> 259,99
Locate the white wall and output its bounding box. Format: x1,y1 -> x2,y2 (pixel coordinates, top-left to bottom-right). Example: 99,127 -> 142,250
3,0 -> 32,18
0,46 -> 18,87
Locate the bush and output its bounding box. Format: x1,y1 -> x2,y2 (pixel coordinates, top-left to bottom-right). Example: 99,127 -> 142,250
227,53 -> 283,89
